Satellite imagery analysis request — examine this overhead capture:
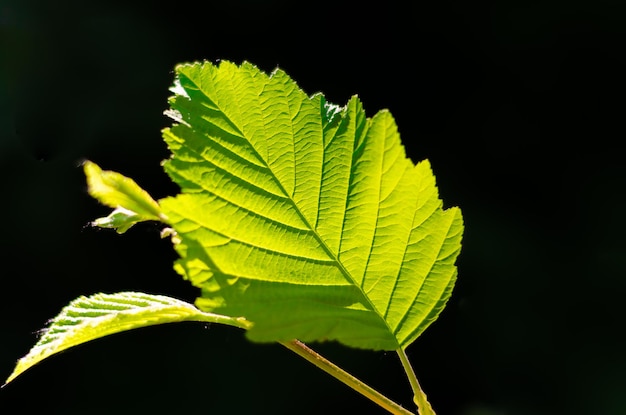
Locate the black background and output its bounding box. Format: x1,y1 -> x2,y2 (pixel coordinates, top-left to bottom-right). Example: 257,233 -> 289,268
2,1 -> 625,414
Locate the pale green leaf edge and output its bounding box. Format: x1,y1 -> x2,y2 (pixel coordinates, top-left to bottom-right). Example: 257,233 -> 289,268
3,292 -> 250,386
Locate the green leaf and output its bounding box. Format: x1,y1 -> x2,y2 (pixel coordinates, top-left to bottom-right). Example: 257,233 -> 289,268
159,60 -> 464,350
3,292 -> 250,386
83,160 -> 166,232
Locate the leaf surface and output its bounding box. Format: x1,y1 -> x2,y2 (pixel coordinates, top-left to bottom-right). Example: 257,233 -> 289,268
4,292 -> 249,385
159,60 -> 464,350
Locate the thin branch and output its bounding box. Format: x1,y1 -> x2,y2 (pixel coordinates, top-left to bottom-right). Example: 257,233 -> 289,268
280,340 -> 416,415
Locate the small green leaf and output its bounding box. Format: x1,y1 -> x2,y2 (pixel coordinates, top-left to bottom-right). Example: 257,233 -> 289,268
3,292 -> 250,386
90,207 -> 143,234
83,160 -> 166,232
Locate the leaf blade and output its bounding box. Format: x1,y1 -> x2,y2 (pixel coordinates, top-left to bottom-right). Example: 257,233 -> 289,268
159,60 -> 464,350
3,292 -> 249,386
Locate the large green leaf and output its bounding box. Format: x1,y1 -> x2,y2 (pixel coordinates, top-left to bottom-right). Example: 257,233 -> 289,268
158,60 -> 463,350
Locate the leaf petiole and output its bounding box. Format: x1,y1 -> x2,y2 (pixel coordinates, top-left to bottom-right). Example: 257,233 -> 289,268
397,348 -> 435,415
280,340 -> 416,415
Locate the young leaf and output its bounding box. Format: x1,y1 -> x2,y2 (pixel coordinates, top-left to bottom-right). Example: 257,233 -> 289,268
3,292 -> 250,385
158,60 -> 464,351
83,160 -> 166,233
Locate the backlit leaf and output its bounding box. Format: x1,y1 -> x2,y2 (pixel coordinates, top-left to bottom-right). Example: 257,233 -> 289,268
158,60 -> 464,350
4,292 -> 249,385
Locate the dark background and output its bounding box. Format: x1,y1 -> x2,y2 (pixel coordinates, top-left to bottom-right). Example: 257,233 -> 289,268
2,1 -> 625,414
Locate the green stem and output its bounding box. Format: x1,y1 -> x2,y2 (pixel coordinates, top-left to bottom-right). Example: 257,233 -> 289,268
280,340 -> 415,415
396,348 -> 435,415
